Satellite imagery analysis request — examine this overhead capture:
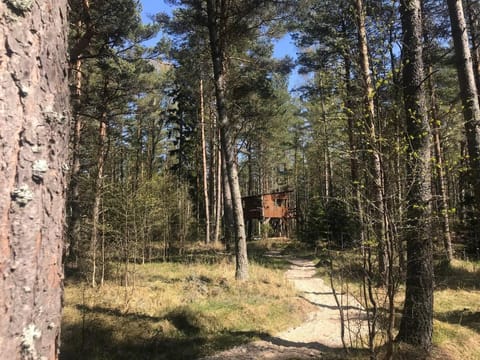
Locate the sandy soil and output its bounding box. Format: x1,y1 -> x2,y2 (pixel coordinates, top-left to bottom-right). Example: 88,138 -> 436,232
201,255 -> 369,359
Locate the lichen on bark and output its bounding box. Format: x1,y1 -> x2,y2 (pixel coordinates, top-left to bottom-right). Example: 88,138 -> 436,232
4,0 -> 33,12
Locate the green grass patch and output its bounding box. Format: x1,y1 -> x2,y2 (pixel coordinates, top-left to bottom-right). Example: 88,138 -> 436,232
432,260 -> 480,359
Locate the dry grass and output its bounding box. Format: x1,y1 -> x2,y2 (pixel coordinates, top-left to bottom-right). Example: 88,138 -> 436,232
314,248 -> 480,359
61,249 -> 314,360
433,259 -> 480,360
61,240 -> 480,359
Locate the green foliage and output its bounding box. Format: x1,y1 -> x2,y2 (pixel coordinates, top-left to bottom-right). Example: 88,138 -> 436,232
62,0 -> 480,357
260,222 -> 273,240
101,172 -> 197,268
323,199 -> 360,247
301,196 -> 327,244
301,197 -> 359,248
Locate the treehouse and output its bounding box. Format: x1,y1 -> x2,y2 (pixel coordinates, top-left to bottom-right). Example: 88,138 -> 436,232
242,190 -> 295,237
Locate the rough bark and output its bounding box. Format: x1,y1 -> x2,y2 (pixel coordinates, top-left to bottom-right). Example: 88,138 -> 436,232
206,0 -> 248,279
354,0 -> 387,282
447,0 -> 480,226
397,0 -> 434,350
222,133 -> 249,279
0,1 -> 70,359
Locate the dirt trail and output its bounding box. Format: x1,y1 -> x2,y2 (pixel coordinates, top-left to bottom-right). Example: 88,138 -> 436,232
202,254 -> 369,359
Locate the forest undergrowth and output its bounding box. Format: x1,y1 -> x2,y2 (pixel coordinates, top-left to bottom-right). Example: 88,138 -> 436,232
60,239 -> 315,360
61,238 -> 480,359
316,246 -> 480,360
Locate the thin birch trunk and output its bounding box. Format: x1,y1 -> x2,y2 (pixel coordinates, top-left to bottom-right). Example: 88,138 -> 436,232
319,81 -> 332,199
91,114 -> 107,288
354,0 -> 387,282
214,133 -> 223,244
427,66 -> 453,261
222,149 -> 234,251
200,79 -> 211,244
68,56 -> 83,266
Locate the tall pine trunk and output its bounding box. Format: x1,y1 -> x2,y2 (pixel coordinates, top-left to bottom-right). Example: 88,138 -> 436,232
206,0 -> 248,279
67,0 -> 91,268
397,0 -> 434,350
447,0 -> 480,237
0,1 -> 70,358
465,0 -> 480,93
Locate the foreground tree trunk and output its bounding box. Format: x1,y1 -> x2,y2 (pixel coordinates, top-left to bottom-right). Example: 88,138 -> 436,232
447,0 -> 480,229
397,0 -> 434,351
0,1 -> 70,358
206,0 -> 248,279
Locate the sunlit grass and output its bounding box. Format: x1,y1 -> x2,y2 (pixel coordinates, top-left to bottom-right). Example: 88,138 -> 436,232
312,246 -> 480,359
432,259 -> 480,360
61,239 -> 480,359
61,250 -> 314,360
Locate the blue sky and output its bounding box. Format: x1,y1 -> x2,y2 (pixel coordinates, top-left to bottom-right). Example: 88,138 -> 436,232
139,0 -> 302,90
140,0 -> 173,21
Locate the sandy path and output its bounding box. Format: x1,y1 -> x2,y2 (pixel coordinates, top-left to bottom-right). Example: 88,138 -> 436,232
202,255 -> 368,359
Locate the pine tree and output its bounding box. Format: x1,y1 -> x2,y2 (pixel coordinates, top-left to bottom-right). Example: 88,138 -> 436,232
447,0 -> 480,247
0,1 -> 70,358
397,0 -> 434,350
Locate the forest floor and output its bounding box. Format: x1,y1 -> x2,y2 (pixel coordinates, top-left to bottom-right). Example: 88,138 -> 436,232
61,239 -> 480,359
202,251 -> 369,359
